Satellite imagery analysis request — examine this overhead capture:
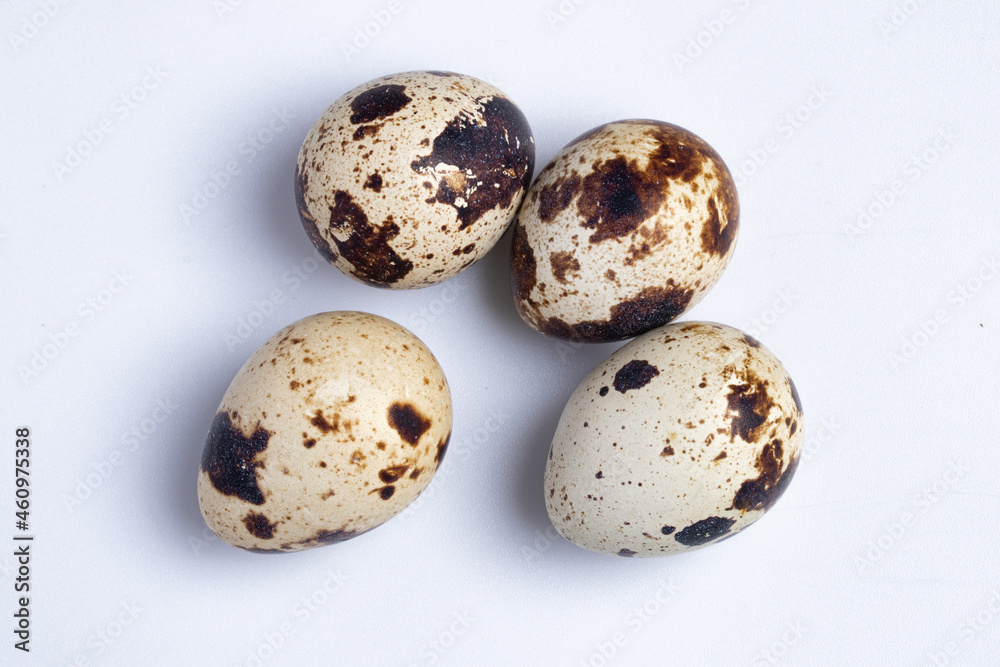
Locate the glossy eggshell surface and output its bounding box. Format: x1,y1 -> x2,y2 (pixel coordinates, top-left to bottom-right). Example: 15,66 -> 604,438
544,321 -> 803,557
296,71 -> 535,289
198,311 -> 453,553
511,120 -> 739,343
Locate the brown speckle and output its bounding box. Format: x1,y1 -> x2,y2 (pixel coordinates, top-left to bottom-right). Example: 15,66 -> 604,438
363,172 -> 384,192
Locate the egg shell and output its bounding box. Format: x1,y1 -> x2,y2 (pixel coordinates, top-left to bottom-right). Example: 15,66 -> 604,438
511,120 -> 739,343
544,321 -> 803,557
296,70 -> 535,289
197,311 -> 452,553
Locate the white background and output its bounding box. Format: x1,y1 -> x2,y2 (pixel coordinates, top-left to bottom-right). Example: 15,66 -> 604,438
2,1 -> 999,665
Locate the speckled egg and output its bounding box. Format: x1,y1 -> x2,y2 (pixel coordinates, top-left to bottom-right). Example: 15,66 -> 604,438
544,321 -> 803,557
197,311 -> 452,553
511,120 -> 739,343
295,71 -> 535,289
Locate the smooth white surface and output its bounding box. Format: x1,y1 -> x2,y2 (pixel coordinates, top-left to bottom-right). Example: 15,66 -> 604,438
1,2 -> 998,665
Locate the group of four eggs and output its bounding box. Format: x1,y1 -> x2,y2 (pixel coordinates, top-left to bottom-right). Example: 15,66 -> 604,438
198,71 -> 804,559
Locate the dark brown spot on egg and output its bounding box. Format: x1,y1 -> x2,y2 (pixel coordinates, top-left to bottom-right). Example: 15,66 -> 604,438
726,374 -> 774,443
674,516 -> 736,546
595,471 -> 603,479
200,412 -> 271,505
303,438 -> 317,449
378,465 -> 410,484
378,485 -> 396,500
411,96 -> 534,230
243,512 -> 276,539
613,360 -> 660,393
363,172 -> 383,192
289,380 -> 301,390
661,525 -> 675,535
599,386 -> 609,396
435,432 -> 451,464
729,440 -> 800,512
713,451 -> 727,461
510,223 -> 538,305
549,250 -> 580,284
325,190 -> 413,286
535,285 -> 694,343
789,377 -> 803,414
310,409 -> 339,434
388,403 -> 431,446
352,124 -> 380,141
700,198 -> 738,257
349,84 -> 412,124
661,446 -> 674,456
290,527 -> 368,549
743,334 -> 761,348
538,173 -> 582,221
574,121 -> 709,245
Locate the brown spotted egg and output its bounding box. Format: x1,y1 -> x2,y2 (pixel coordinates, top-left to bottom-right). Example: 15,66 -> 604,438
544,322 -> 803,557
197,311 -> 452,553
511,120 -> 739,343
295,71 -> 535,289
